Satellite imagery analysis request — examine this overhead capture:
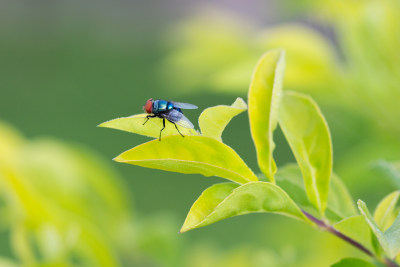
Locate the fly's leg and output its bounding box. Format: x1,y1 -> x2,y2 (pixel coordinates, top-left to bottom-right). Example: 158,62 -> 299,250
143,115 -> 156,125
159,118 -> 166,141
173,123 -> 184,138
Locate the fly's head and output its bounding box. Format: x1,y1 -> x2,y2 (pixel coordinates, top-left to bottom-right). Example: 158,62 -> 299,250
143,98 -> 153,114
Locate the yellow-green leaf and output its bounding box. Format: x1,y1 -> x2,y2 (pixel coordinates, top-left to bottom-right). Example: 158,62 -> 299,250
374,191 -> 400,231
333,215 -> 373,252
199,97 -> 247,141
98,114 -> 199,139
384,214 -> 400,259
248,49 -> 286,182
180,181 -> 309,233
358,200 -> 391,257
328,173 -> 357,220
275,164 -> 356,221
114,136 -> 258,184
278,91 -> 332,215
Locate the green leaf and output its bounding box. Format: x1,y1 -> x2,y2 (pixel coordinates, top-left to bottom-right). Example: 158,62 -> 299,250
374,191 -> 400,231
333,215 -> 373,252
198,97 -> 247,141
278,90 -> 332,215
180,181 -> 310,233
275,164 -> 312,210
114,136 -> 258,184
275,164 -> 356,221
98,114 -> 199,139
248,49 -> 286,183
180,183 -> 239,233
328,173 -> 357,219
358,200 -> 391,257
384,213 -> 400,259
331,258 -> 376,267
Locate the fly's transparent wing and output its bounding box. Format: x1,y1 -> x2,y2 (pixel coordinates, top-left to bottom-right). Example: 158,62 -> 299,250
170,101 -> 198,109
175,113 -> 195,129
166,109 -> 194,129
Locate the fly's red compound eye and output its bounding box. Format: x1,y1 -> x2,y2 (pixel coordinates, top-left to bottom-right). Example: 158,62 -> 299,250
144,98 -> 153,113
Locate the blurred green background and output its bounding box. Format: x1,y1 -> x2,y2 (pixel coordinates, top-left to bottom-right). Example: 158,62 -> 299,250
1,0 -> 400,266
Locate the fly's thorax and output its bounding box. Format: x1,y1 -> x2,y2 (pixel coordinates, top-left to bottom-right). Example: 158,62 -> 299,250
153,100 -> 172,113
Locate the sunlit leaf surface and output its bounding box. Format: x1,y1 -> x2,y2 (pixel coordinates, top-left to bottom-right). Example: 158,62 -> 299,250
248,49 -> 285,182
279,91 -> 332,215
98,114 -> 199,139
181,183 -> 239,233
199,97 -> 247,141
374,191 -> 400,231
114,136 -> 258,184
180,181 -> 309,233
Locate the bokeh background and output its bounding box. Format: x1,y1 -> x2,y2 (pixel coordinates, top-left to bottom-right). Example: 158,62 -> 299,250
1,0 -> 400,266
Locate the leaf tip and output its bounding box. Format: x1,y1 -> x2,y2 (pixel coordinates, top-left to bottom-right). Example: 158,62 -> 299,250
179,226 -> 188,234
112,156 -> 122,162
357,200 -> 368,215
97,122 -> 106,128
233,97 -> 248,110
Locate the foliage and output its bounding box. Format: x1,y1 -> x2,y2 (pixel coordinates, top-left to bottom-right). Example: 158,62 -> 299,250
162,0 -> 400,139
278,90 -> 332,214
248,49 -> 285,183
0,122 -> 130,265
180,182 -> 308,233
102,48 -> 400,266
4,0 -> 400,266
0,122 -> 188,267
199,97 -> 247,142
160,1 -> 400,205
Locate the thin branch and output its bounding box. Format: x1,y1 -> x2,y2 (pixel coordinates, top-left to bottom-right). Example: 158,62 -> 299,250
385,259 -> 400,267
301,210 -> 400,267
302,210 -> 373,256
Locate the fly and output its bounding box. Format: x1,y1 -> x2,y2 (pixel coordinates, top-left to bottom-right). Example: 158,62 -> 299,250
143,98 -> 198,141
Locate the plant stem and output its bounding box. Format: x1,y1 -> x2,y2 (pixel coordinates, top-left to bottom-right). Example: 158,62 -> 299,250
385,259 -> 400,267
301,210 -> 400,267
